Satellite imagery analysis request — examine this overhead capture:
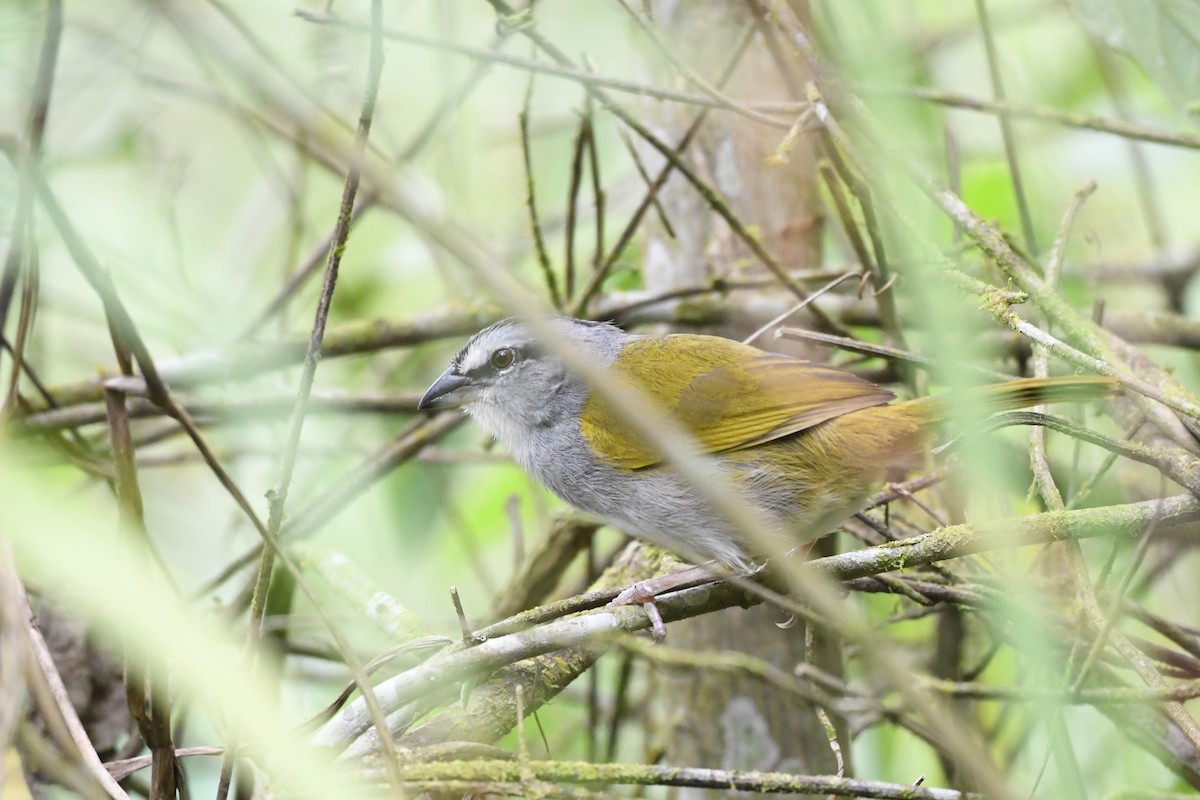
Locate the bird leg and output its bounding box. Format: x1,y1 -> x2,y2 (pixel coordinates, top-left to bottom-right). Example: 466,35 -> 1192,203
608,563 -> 723,642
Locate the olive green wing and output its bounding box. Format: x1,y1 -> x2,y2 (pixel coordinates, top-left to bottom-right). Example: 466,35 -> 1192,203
580,334 -> 895,469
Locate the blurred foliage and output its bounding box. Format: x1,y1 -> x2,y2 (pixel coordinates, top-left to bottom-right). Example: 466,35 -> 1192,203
1,1 -> 1200,798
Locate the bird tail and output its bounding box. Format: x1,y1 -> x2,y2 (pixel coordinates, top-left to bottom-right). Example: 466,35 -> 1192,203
903,375 -> 1116,424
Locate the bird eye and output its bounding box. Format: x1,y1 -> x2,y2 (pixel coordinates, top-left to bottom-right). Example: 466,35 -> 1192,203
490,347 -> 516,370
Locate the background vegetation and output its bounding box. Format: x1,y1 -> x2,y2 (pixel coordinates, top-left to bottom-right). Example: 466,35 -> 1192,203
3,1 -> 1200,798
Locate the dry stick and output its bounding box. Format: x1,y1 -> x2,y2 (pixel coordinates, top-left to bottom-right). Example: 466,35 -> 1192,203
583,91 -> 606,300
803,624 -> 848,789
776,326 -> 1011,381
1130,631 -> 1200,677
450,587 -> 479,646
368,760 -> 984,800
22,162 -> 266,521
248,0 -> 384,644
1027,181 -> 1096,509
0,548 -> 25,776
1122,601 -> 1200,661
619,637 -> 852,717
297,9 -> 791,127
742,271 -> 862,346
819,86 -> 1200,754
563,108 -> 590,301
481,0 -> 840,330
221,2 -> 402,798
105,389 -> 178,800
975,0 -> 1038,254
864,84 -> 1200,151
939,675 -> 1200,717
804,77 -> 1200,786
1089,253 -> 1200,291
318,494 -> 1200,753
595,271 -> 1021,327
1,254 -> 35,414
766,107 -> 811,165
19,389 -> 426,432
603,653 -> 636,763
926,676 -> 1200,703
1024,183 -> 1097,800
792,304 -> 1200,355
199,0 -> 363,148
613,125 -> 675,237
940,411 -> 1200,498
296,635 -> 453,735
0,171 -> 96,462
241,33 -> 509,337
519,68 -> 561,309
0,0 -> 60,407
4,29 -> 399,800
815,129 -> 905,349
638,578 -> 964,753
1072,501 -> 1170,693
809,87 -> 1200,438
194,412 -> 465,601
819,163 -> 877,284
11,575 -> 132,799
105,746 -> 225,783
746,0 -> 806,99
612,0 -> 785,128
4,255 -> 38,414
572,21 -> 759,316
1,544 -> 113,800
17,723 -> 112,800
572,105 -> 709,315
48,303 -> 503,408
267,15 -> 1065,795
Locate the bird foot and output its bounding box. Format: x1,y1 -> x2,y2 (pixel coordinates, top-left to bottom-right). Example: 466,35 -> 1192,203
608,583 -> 669,642
607,565 -> 720,642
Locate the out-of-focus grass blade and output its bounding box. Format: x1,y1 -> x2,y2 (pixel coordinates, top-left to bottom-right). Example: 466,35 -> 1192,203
0,439 -> 385,800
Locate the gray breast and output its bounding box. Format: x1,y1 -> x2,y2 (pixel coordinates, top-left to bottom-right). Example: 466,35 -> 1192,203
522,420 -> 758,569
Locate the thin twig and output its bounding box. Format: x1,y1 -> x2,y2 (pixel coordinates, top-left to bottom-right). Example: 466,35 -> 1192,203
975,0 -> 1038,253
481,1 -> 842,329
361,758 -> 985,799
221,1 -> 404,795
519,69 -> 561,308
572,22 -> 759,316
17,578 -> 132,799
862,84 -> 1200,151
296,9 -> 792,126
316,494 -> 1200,750
0,0 -> 61,410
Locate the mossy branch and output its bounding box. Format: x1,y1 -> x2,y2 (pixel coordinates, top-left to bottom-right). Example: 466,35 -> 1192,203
317,494 -> 1198,754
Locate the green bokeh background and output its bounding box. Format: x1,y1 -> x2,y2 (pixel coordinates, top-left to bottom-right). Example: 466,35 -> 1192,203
4,0 -> 1200,796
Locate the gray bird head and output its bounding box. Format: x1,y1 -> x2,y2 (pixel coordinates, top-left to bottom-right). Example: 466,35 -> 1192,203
419,317 -> 628,452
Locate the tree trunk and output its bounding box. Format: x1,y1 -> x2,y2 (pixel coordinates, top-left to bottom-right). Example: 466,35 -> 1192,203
636,3 -> 843,795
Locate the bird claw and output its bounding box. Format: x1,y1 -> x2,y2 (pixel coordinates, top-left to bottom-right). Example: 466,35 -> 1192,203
608,581 -> 668,642
643,601 -> 667,643
610,580 -> 660,607
607,565 -> 722,642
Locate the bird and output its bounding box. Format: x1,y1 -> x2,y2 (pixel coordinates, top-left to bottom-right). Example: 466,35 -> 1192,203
419,316 -> 1113,636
